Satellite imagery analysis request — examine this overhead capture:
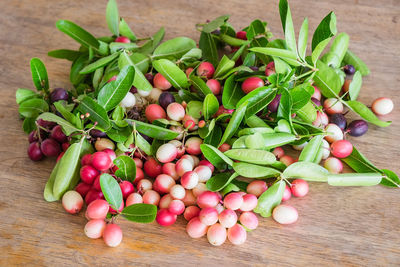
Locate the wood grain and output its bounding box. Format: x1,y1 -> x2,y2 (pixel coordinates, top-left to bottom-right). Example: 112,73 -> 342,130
0,0 -> 399,266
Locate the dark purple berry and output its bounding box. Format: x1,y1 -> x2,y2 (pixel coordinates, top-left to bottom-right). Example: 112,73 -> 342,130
40,139 -> 61,157
343,65 -> 356,75
347,120 -> 368,137
249,66 -> 259,71
158,92 -> 175,110
37,119 -> 56,129
50,88 -> 69,103
139,132 -> 153,143
130,86 -> 138,94
211,29 -> 221,35
28,130 -> 38,143
267,94 -> 281,113
216,94 -> 223,105
145,73 -> 154,85
50,125 -> 68,143
90,129 -> 107,138
311,97 -> 321,107
28,142 -> 44,161
329,113 -> 347,131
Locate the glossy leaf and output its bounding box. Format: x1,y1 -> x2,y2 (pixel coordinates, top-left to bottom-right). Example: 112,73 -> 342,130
56,20 -> 99,49
311,37 -> 332,65
341,146 -> 381,173
189,75 -> 213,96
186,101 -> 203,119
121,204 -> 157,223
254,180 -> 285,217
297,18 -> 308,60
16,89 -> 37,104
48,49 -> 81,61
127,120 -> 178,140
206,172 -> 238,192
246,115 -> 270,128
114,155 -> 136,182
249,47 -> 300,66
222,75 -> 245,109
295,101 -> 317,123
153,37 -> 196,60
18,98 -> 49,118
343,50 -> 370,76
345,100 -> 391,127
180,48 -> 202,63
199,32 -> 218,67
298,135 -> 324,162
219,101 -> 247,147
311,12 -> 337,51
327,173 -> 382,186
224,149 -> 276,165
77,96 -> 111,130
98,65 -> 135,111
233,162 -> 281,178
119,51 -> 153,92
100,173 -> 123,210
282,161 -> 329,182
237,86 -> 276,119
290,83 -> 313,111
135,131 -> 153,156
246,19 -> 266,40
381,169 -> 400,188
30,58 -> 49,92
277,89 -> 293,131
37,112 -> 80,136
200,144 -> 233,169
325,32 -> 349,67
204,125 -> 222,147
203,94 -> 219,120
214,55 -> 235,78
70,55 -> 88,86
279,0 -> 296,53
202,15 -> 229,33
238,127 -> 273,137
314,60 -> 341,98
79,52 -> 119,74
153,59 -> 189,89
349,71 -> 362,101
245,132 -> 296,150
106,0 -> 119,36
119,18 -> 136,41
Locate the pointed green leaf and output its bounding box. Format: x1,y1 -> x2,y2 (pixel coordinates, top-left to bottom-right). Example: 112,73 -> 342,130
106,0 -> 119,36
152,37 -> 196,60
199,32 -> 218,67
56,20 -> 99,49
152,59 -> 189,89
254,180 -> 285,217
100,173 -> 123,210
30,58 -> 49,92
121,203 -> 157,223
219,101 -> 247,146
279,0 -> 297,53
79,52 -> 119,74
349,71 -> 362,101
203,94 -> 219,120
48,49 -> 81,61
345,100 -> 391,127
77,96 -> 111,130
311,12 -> 337,51
297,18 -> 308,60
114,155 -> 136,182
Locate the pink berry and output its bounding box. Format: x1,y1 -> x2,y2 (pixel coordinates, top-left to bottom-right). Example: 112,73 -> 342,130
218,143 -> 231,153
84,219 -> 106,239
185,67 -> 193,78
272,204 -> 298,225
186,217 -> 208,238
199,160 -> 215,172
86,199 -> 109,220
218,209 -> 237,228
159,194 -> 173,209
184,206 -> 200,221
136,179 -> 152,194
265,61 -> 276,76
153,174 -> 175,194
194,165 -> 212,183
192,183 -> 208,197
325,123 -> 344,143
143,157 -> 162,178
92,175 -> 101,191
246,180 -> 267,197
291,179 -> 309,197
119,181 -> 134,199
134,168 -> 145,184
206,79 -> 221,95
312,86 -> 321,100
170,184 -> 186,200
313,111 -> 329,127
240,194 -> 258,211
91,152 -> 113,171
331,140 -> 353,158
108,201 -> 124,214
142,190 -> 160,206
62,190 -> 83,214
168,199 -> 185,215
197,62 -> 215,78
272,147 -> 285,159
156,209 -> 177,226
182,189 -> 197,206
153,73 -> 172,90
166,103 -> 185,121
133,157 -> 143,169
241,77 -> 264,94
207,223 -> 227,246
75,182 -> 91,198
185,137 -> 203,155
81,154 -> 92,166
80,165 -> 99,185
280,155 -> 295,167
115,36 -> 130,43
126,193 -> 143,206
324,98 -> 344,115
227,224 -> 247,245
103,224 -> 123,247
145,104 -> 166,123
372,97 -> 394,115
197,191 -> 220,208
40,138 -> 61,157
84,189 -> 104,205
103,148 -> 116,162
282,185 -> 292,202
176,158 -> 194,177
239,211 -> 258,230
199,207 -> 219,225
162,162 -> 179,180
156,143 -> 178,163
181,171 -> 199,189
324,157 -> 343,174
224,192 -> 243,210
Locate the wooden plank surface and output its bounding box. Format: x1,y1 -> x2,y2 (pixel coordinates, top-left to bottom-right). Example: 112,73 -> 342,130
0,0 -> 399,266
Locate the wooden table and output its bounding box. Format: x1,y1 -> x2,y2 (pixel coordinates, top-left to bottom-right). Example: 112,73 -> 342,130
1,0 -> 399,266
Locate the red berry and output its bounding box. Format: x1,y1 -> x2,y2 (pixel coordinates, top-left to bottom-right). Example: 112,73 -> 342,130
206,79 -> 221,95
291,179 -> 309,197
80,165 -> 99,185
91,152 -> 113,171
145,104 -> 167,123
85,189 -> 104,205
197,62 -> 215,78
156,209 -> 177,226
27,142 -> 43,161
153,73 -> 172,90
119,181 -> 135,199
236,31 -> 247,40
241,77 -> 264,94
143,157 -> 162,178
75,182 -> 92,198
40,139 -> 61,157
115,36 -> 130,43
50,125 -> 68,143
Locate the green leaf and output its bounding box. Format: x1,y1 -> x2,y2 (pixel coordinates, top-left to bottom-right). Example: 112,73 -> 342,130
314,60 -> 341,98
16,89 -> 37,104
279,0 -> 296,53
380,169 -> 400,188
246,115 -> 270,128
119,51 -> 153,92
189,75 -> 213,96
70,55 -> 88,86
206,172 -> 238,192
349,71 -> 362,101
277,89 -> 293,132
77,96 -> 111,130
224,149 -> 276,165
245,132 -> 296,150
22,117 -> 36,133
127,120 -> 178,140
44,160 -> 61,202
186,101 -> 203,119
152,59 -> 189,89
295,101 -> 317,123
243,52 -> 256,67
109,42 -> 137,54
106,0 -> 119,36
135,133 -> 152,156
119,18 -> 136,41
204,125 -> 222,147
290,83 -> 313,111
54,102 -> 81,128
79,52 -> 119,74
98,65 -> 135,111
152,37 -> 196,60
151,27 -> 166,52
113,155 -> 136,182
254,180 -> 285,217
93,67 -> 104,92
236,86 -> 276,119
48,49 -> 81,61
219,101 -> 247,147
220,34 -> 248,47
343,50 -> 370,76
222,75 -> 245,109
202,15 -> 229,33
121,203 -> 157,223
283,161 -> 329,182
214,55 -> 235,78
119,53 -> 149,74
299,135 -> 324,162
200,144 -> 233,169
199,32 -> 218,67
325,32 -> 349,68
180,48 -> 202,63
297,18 -> 308,60
246,19 -> 267,40
233,162 -> 281,178
18,98 -> 49,118
311,12 -> 337,51
30,58 -> 49,92
341,146 -> 381,173
203,94 -> 219,120
311,37 -> 332,65
249,47 -> 299,66
100,173 -> 123,210
238,127 -> 274,137
56,20 -> 99,49
37,112 -> 80,136
345,100 -> 391,127
327,173 -> 382,186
